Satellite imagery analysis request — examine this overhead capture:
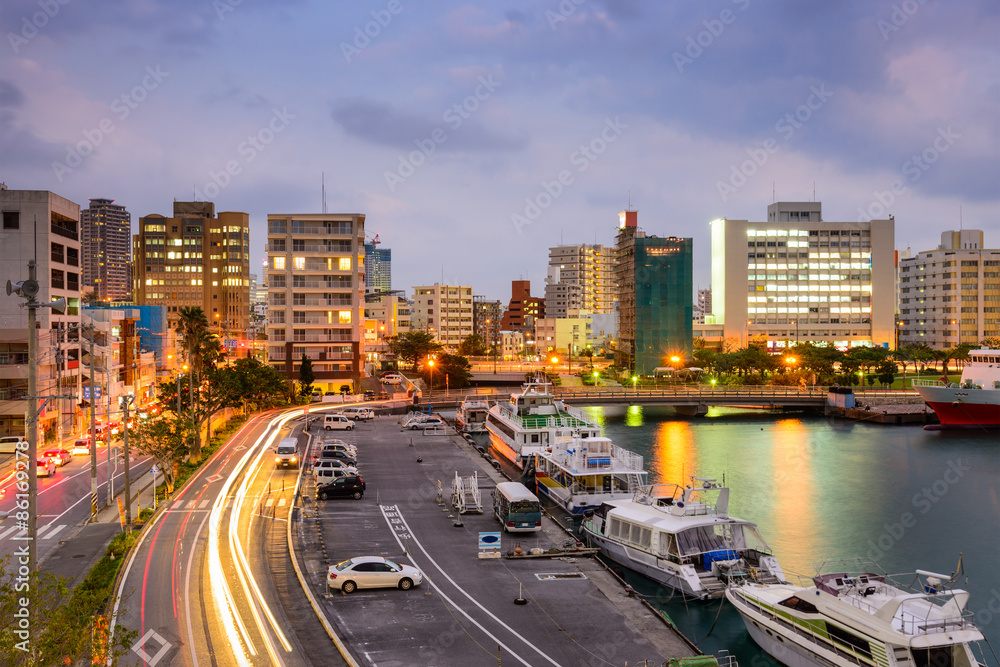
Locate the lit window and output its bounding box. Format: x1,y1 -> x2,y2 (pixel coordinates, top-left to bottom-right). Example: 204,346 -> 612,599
293,257 -> 305,270
273,256 -> 285,270
339,311 -> 352,324
339,257 -> 352,271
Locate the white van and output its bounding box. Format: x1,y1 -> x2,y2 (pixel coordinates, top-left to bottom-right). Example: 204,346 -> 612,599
323,414 -> 356,431
0,435 -> 27,454
274,437 -> 299,468
339,407 -> 374,421
313,465 -> 357,485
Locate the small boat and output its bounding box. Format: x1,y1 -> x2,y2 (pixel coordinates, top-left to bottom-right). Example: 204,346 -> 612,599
455,397 -> 490,434
533,436 -> 648,515
913,347 -> 1000,429
727,557 -> 991,667
582,478 -> 784,599
485,375 -> 601,469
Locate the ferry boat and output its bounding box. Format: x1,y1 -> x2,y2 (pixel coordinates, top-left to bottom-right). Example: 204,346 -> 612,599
726,557 -> 990,667
582,478 -> 785,599
455,397 -> 490,434
533,436 -> 648,515
912,348 -> 1000,429
484,376 -> 601,469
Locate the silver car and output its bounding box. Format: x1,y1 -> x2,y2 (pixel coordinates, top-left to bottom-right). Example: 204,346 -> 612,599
327,556 -> 423,593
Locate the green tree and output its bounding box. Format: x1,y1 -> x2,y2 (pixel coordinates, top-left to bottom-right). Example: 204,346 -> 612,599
386,332 -> 444,371
298,353 -> 315,396
876,360 -> 899,387
221,357 -> 288,413
421,353 -> 472,390
456,334 -> 487,357
128,413 -> 190,493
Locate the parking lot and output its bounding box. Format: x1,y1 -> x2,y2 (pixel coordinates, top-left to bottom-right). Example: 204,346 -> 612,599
291,415 -> 690,667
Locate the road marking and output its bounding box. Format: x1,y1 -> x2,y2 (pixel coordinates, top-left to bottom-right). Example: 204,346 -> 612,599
199,500 -> 209,509
379,505 -> 557,667
277,498 -> 287,507
40,524 -> 66,540
132,628 -> 172,665
206,473 -> 223,483
0,526 -> 20,540
265,499 -> 275,507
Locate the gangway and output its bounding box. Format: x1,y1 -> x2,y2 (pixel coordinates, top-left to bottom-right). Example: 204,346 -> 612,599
451,471 -> 483,514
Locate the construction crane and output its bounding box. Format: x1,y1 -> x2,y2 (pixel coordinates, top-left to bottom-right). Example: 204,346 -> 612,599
365,233 -> 380,246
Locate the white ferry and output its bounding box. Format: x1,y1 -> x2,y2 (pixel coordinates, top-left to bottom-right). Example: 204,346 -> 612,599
455,397 -> 490,434
533,436 -> 648,515
912,347 -> 1000,429
484,376 -> 601,469
727,557 -> 990,667
582,478 -> 785,599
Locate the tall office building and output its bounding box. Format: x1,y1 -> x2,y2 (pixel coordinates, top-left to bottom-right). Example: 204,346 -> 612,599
473,296 -> 503,349
0,187 -> 82,439
267,213 -> 366,391
710,202 -> 895,349
898,230 -> 1000,349
80,198 -> 132,301
547,243 -> 614,314
614,210 -> 693,373
410,284 -> 474,348
364,241 -> 391,295
134,201 -> 251,339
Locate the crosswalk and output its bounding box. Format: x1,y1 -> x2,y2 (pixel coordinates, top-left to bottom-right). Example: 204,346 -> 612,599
0,524 -> 67,542
168,499 -> 211,511
263,498 -> 288,508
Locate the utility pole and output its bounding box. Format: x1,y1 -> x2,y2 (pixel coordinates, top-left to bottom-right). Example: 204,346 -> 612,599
106,368 -> 113,508
55,321 -> 62,446
87,326 -> 98,520
121,394 -> 133,531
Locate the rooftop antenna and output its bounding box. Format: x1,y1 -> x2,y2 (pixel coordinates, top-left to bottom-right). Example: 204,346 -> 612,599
322,172 -> 327,214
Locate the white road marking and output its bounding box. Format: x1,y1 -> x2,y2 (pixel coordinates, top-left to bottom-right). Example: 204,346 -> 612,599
265,499 -> 275,507
277,498 -> 286,507
40,524 -> 66,540
132,627 -> 173,665
0,526 -> 21,540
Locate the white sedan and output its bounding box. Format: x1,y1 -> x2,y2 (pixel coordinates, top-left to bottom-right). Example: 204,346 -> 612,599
327,556 -> 423,594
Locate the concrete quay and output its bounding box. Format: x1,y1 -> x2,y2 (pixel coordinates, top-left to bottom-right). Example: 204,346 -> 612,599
290,415 -> 700,667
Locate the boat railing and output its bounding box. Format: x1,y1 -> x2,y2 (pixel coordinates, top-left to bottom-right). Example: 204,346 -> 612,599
911,378 -> 948,387
497,404 -> 596,430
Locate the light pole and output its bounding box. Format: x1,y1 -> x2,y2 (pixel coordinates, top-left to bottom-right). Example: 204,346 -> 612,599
427,357 -> 435,412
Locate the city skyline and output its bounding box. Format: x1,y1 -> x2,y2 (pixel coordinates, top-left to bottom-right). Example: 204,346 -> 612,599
1,1 -> 997,299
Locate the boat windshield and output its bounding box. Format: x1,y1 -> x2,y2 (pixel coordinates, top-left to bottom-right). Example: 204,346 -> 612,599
675,522 -> 771,557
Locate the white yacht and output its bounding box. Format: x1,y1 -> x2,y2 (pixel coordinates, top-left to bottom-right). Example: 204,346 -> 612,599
582,478 -> 785,599
727,558 -> 990,667
533,436 -> 648,515
484,376 -> 601,469
455,397 -> 490,434
913,347 -> 1000,429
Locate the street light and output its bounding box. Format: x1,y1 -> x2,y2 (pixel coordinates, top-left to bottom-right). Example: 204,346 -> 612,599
632,375 -> 638,392
427,357 -> 435,410
785,356 -> 797,373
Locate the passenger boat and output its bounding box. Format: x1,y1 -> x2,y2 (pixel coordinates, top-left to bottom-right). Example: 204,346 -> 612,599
726,557 -> 990,667
484,376 -> 600,469
533,436 -> 648,515
581,478 -> 784,599
455,397 -> 490,434
912,348 -> 1000,429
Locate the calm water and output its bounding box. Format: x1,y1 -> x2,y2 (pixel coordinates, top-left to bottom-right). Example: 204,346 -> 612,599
578,405 -> 1000,666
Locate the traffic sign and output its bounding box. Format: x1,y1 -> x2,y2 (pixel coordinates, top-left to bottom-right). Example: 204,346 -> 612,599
83,387 -> 102,400
150,464 -> 161,476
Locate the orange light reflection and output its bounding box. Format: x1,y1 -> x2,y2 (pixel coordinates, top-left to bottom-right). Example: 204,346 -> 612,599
651,421 -> 697,485
766,419 -> 820,576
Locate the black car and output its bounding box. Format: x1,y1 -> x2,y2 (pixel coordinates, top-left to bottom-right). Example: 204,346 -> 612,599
317,475 -> 366,500
363,390 -> 376,401
320,449 -> 357,466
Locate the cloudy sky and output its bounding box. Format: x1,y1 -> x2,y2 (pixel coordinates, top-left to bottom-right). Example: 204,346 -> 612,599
2,0 -> 997,300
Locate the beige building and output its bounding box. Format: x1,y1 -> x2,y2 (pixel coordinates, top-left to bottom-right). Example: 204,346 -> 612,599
410,284 -> 473,348
535,316 -> 591,356
548,244 -> 614,314
710,202 -> 896,350
134,201 -> 251,339
266,213 -> 366,392
898,230 -> 1000,349
0,188 -> 82,440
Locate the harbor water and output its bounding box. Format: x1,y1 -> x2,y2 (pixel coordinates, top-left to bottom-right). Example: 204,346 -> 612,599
580,405 -> 1000,666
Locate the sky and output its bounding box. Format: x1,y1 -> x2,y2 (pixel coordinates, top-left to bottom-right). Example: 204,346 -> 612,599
1,0 -> 998,301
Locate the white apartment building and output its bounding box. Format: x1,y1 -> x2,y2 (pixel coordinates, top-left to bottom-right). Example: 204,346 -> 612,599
501,331 -> 525,360
710,202 -> 895,349
266,213 -> 366,392
0,188 -> 83,440
898,230 -> 1000,349
548,244 -> 614,314
410,284 -> 473,348
543,266 -> 585,319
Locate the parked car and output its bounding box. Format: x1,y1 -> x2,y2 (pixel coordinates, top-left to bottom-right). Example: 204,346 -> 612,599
313,458 -> 358,474
339,407 -> 374,421
408,416 -> 445,430
327,556 -> 423,593
36,457 -> 56,477
363,390 -> 376,401
323,414 -> 356,431
43,448 -> 72,466
316,475 -> 366,500
319,449 -> 357,466
320,442 -> 357,457
313,466 -> 357,485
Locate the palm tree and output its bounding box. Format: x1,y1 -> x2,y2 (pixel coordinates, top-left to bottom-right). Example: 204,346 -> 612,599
174,307 -> 211,460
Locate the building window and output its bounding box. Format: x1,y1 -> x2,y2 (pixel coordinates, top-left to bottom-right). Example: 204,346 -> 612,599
338,257 -> 351,271
273,256 -> 285,270
271,275 -> 286,288
51,243 -> 65,264
51,269 -> 64,289
339,311 -> 352,324
293,257 -> 305,270
3,211 -> 19,229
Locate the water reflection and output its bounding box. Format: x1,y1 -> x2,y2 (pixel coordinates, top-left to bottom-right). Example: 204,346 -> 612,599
652,421 -> 698,484
624,405 -> 644,427
764,419 -> 820,576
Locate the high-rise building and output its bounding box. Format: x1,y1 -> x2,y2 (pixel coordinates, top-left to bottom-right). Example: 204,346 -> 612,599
898,230 -> 1000,349
133,201 -> 251,339
500,280 -> 545,330
473,296 -> 503,350
543,266 -> 585,319
710,202 -> 895,350
364,240 -> 391,295
614,210 -> 693,373
80,198 -> 132,301
693,288 -> 712,324
266,213 -> 366,391
410,284 -> 473,348
0,187 -> 82,439
547,243 -> 614,314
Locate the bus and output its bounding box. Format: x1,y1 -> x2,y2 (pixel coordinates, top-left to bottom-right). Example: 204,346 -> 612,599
493,482 -> 542,533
